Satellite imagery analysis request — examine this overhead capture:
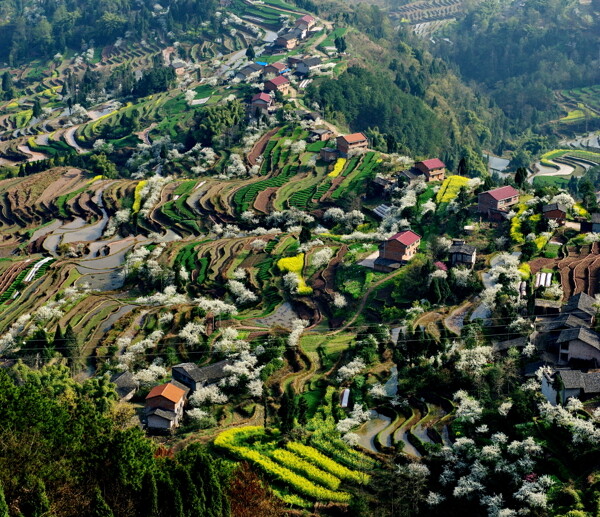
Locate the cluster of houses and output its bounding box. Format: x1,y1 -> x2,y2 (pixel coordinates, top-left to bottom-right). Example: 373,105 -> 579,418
138,360 -> 231,432
275,15 -> 318,50
531,292 -> 600,405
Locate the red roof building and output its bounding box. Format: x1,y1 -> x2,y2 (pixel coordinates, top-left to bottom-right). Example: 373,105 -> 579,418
250,92 -> 273,115
375,230 -> 421,272
145,382 -> 188,432
263,62 -> 287,76
264,75 -> 291,95
478,186 -> 520,218
336,132 -> 368,155
295,14 -> 316,29
415,159 -> 446,182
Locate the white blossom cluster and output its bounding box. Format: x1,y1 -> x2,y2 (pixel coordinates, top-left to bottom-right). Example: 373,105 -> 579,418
337,357 -> 366,382
226,279 -> 258,305
311,247 -> 334,268
0,314 -> 32,353
190,384 -> 228,406
288,319 -> 308,348
453,390 -> 483,423
336,404 -> 371,433
195,297 -> 238,316
323,208 -> 365,229
213,327 -> 250,355
138,175 -> 173,218
178,322 -> 206,346
133,361 -> 168,388
104,209 -> 131,238
456,346 -> 493,379
538,398 -> 600,445
136,285 -> 189,306
220,350 -> 264,397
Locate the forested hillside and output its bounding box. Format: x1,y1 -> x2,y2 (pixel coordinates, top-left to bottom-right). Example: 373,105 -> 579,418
435,0 -> 600,128
0,0 -> 218,64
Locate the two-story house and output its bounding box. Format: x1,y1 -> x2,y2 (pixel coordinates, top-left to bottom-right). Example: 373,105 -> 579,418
336,133 -> 368,156
264,76 -> 291,96
145,382 -> 189,432
415,159 -> 446,182
374,230 -> 421,272
478,186 -> 520,218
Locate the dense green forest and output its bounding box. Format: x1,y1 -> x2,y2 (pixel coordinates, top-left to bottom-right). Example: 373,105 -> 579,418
0,0 -> 218,63
307,66 -> 444,156
435,0 -> 600,127
0,364 -> 232,516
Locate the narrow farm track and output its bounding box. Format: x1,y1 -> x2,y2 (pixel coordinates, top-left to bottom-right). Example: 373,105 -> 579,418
323,268 -> 406,335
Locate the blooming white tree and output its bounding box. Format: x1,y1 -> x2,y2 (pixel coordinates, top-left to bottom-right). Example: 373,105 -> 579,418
453,390 -> 483,423
337,357 -> 366,382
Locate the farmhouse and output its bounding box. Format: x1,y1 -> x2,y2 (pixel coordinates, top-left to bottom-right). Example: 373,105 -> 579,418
172,360 -> 231,392
250,92 -> 273,115
111,371 -> 139,401
581,213 -> 600,233
448,239 -> 476,268
171,59 -> 187,75
415,158 -> 446,182
374,230 -> 421,272
276,30 -> 304,50
296,57 -> 322,76
542,203 -> 567,225
295,14 -> 316,30
542,368 -> 600,405
263,62 -> 288,77
319,147 -> 338,162
235,62 -> 263,81
536,292 -> 600,367
478,185 -> 519,218
336,133 -> 368,156
145,382 -> 189,432
310,128 -> 333,142
264,75 -> 291,96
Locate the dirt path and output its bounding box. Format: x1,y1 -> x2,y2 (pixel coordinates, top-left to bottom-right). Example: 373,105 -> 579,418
17,144 -> 47,162
444,302 -> 472,335
135,123 -> 157,145
319,268 -> 406,335
63,126 -> 84,153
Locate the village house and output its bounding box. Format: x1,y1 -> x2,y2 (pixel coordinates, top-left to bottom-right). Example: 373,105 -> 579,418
276,30 -> 303,50
111,371 -> 139,401
448,239 -> 477,268
171,59 -> 187,76
374,230 -> 421,272
535,293 -> 600,367
310,128 -> 333,142
542,368 -> 600,405
319,146 -> 338,162
171,360 -> 231,392
262,62 -> 288,78
295,14 -> 316,30
250,92 -> 273,115
415,159 -> 446,182
296,57 -> 322,76
478,185 -> 520,219
145,381 -> 189,432
542,203 -> 567,225
581,213 -> 600,233
235,62 -> 263,81
336,133 -> 368,156
264,75 -> 291,96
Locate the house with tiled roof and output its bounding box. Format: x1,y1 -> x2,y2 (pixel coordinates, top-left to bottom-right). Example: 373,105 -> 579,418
542,203 -> 567,225
542,368 -> 600,405
295,14 -> 316,30
448,239 -> 476,268
336,133 -> 368,156
296,57 -> 322,76
235,62 -> 264,81
172,360 -> 231,392
478,185 -> 519,218
415,159 -> 446,182
250,92 -> 273,115
145,382 -> 189,432
264,75 -> 291,96
263,62 -> 288,78
374,230 -> 421,272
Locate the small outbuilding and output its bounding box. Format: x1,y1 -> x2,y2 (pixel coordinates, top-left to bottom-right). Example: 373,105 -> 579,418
448,239 -> 476,268
542,203 -> 567,225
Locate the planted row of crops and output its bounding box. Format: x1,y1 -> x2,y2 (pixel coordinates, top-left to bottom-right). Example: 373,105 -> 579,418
214,426 -> 366,505
159,181 -> 201,234
0,258 -> 54,305
331,152 -> 379,200
233,164 -> 300,213
173,240 -> 211,285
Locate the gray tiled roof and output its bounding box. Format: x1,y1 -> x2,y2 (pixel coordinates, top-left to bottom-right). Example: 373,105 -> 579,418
147,408 -> 177,421
542,203 -> 567,213
172,360 -> 231,384
563,292 -> 597,317
557,327 -> 600,350
558,369 -> 584,389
